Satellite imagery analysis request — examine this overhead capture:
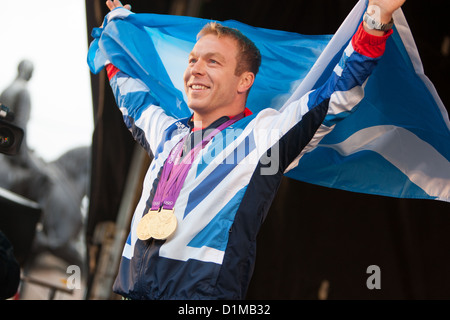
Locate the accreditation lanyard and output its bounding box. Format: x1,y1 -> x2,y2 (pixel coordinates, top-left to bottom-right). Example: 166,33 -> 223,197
150,112 -> 244,212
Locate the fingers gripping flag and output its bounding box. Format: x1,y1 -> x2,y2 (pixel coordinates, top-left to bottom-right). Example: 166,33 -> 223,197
88,0 -> 450,202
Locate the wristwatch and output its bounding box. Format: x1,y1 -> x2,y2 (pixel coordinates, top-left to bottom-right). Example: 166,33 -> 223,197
363,11 -> 394,32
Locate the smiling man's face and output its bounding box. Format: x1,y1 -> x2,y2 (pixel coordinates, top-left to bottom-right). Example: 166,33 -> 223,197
183,34 -> 245,122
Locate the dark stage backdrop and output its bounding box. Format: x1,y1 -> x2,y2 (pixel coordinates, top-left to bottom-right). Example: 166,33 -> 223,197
85,0 -> 450,299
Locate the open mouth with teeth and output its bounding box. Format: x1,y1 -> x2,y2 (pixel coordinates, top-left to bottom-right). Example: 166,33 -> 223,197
190,84 -> 210,90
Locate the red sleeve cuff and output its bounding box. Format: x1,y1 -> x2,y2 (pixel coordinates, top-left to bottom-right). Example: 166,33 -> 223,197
351,22 -> 393,58
106,63 -> 120,80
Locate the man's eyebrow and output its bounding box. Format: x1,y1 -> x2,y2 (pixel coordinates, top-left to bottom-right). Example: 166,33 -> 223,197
205,52 -> 226,61
188,51 -> 226,62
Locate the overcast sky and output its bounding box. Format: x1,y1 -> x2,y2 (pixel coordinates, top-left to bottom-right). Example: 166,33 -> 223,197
0,0 -> 93,161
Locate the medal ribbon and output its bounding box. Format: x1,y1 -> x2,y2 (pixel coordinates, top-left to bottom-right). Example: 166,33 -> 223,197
151,112 -> 245,211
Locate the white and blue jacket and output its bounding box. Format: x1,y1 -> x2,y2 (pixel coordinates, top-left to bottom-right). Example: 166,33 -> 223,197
107,23 -> 390,299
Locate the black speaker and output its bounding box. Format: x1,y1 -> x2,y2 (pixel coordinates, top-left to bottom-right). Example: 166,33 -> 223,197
0,188 -> 41,266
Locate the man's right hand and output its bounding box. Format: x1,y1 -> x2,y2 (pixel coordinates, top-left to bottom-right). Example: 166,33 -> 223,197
106,0 -> 131,11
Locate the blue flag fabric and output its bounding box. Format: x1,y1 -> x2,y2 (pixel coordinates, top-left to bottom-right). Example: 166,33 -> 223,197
88,0 -> 450,202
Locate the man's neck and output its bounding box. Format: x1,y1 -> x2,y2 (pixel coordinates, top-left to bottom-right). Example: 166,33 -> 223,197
192,109 -> 244,130
190,107 -> 252,132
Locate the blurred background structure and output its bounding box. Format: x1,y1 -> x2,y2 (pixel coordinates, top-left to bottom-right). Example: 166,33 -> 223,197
0,0 -> 448,300
0,1 -> 91,299
0,57 -> 90,299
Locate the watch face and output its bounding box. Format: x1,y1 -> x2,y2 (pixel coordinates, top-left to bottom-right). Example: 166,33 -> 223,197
364,12 -> 393,31
364,13 -> 378,30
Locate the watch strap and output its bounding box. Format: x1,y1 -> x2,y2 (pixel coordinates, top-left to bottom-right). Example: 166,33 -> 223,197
363,12 -> 394,32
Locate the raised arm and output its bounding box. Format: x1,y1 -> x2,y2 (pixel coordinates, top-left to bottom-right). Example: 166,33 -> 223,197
273,1 -> 407,174
364,0 -> 406,36
100,1 -> 182,157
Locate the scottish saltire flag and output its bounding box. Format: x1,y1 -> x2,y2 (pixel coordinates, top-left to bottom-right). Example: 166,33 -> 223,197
88,0 -> 450,202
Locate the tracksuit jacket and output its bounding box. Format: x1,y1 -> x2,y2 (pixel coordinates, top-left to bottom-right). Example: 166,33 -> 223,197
107,22 -> 392,299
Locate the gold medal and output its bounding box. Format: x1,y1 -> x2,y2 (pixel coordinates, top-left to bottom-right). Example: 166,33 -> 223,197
136,208 -> 177,241
136,209 -> 159,241
148,208 -> 177,240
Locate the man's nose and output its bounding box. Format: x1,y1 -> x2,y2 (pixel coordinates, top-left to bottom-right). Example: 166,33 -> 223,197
191,59 -> 205,75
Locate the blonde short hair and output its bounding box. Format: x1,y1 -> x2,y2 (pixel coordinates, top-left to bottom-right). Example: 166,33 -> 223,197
197,22 -> 261,76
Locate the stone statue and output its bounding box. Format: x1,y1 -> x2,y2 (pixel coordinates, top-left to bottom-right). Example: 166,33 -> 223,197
0,60 -> 90,269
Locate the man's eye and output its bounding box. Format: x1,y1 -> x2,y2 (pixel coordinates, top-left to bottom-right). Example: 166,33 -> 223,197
209,59 -> 218,64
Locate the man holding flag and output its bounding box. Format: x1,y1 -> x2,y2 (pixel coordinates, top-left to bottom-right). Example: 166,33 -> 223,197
90,0 -> 411,299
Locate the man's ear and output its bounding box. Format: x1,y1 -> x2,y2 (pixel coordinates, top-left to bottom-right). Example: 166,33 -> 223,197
237,71 -> 255,94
